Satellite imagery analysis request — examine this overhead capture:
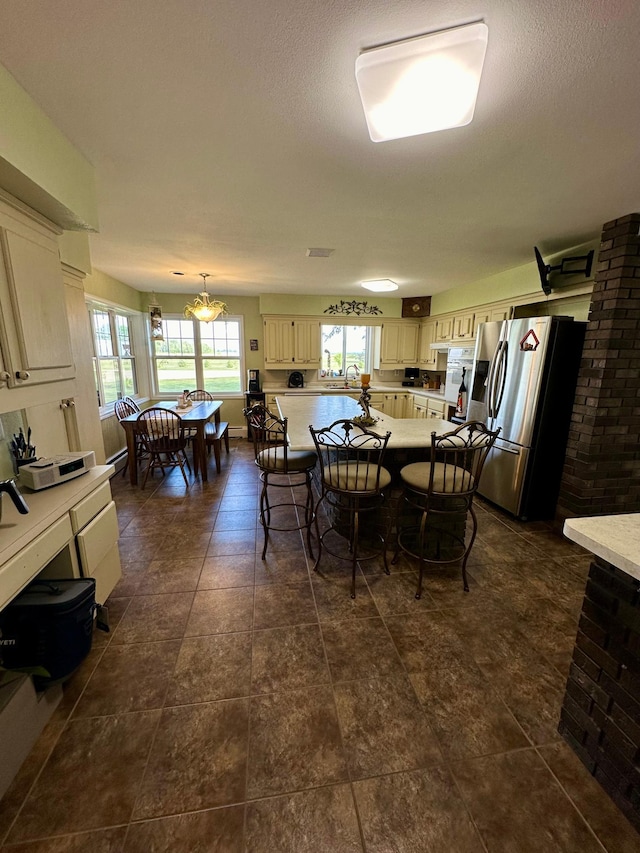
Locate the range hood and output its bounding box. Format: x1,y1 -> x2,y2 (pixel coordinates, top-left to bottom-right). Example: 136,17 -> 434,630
430,342 -> 462,351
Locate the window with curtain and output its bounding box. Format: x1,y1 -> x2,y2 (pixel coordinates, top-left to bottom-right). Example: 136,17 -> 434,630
89,306 -> 137,408
152,316 -> 243,394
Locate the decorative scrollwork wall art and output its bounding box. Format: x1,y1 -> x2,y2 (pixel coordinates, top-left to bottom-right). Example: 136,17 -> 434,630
324,300 -> 382,316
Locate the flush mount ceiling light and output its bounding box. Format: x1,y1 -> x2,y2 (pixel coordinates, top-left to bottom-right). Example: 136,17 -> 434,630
183,273 -> 227,323
361,279 -> 398,292
355,21 -> 488,142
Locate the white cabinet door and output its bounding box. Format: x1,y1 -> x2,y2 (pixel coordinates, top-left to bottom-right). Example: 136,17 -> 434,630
0,205 -> 74,389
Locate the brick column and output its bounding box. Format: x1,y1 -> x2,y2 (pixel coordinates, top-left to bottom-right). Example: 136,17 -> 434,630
556,213 -> 640,522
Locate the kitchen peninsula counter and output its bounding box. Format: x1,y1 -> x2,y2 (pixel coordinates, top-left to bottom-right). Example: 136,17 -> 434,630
264,384 -> 447,403
275,394 -> 452,452
559,513 -> 640,832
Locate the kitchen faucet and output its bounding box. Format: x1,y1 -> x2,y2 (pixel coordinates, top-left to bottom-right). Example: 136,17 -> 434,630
344,364 -> 360,383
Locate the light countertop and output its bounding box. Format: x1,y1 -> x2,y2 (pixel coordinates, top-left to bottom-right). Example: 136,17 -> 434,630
563,514 -> 640,582
264,385 -> 447,400
275,395 -> 452,451
0,466 -> 115,568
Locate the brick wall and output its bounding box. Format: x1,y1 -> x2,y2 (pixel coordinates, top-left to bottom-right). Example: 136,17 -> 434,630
558,556 -> 640,831
556,213 -> 640,522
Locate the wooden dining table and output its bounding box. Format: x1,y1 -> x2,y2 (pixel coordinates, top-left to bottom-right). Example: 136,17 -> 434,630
119,399 -> 223,485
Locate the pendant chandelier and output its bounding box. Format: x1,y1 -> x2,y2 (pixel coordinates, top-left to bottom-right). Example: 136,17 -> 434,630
183,273 -> 227,323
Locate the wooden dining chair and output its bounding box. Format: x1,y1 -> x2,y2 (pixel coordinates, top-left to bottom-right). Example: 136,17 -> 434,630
136,407 -> 191,488
114,397 -> 143,477
186,389 -> 230,473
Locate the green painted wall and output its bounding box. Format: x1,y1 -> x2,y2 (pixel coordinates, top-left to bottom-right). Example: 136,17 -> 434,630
58,230 -> 92,275
0,64 -> 98,230
259,293 -> 403,318
85,268 -> 145,312
148,293 -> 263,372
431,240 -> 599,315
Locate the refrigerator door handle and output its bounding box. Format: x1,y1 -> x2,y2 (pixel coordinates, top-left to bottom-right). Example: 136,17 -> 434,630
487,339 -> 505,419
486,344 -> 500,419
493,442 -> 520,456
493,340 -> 508,419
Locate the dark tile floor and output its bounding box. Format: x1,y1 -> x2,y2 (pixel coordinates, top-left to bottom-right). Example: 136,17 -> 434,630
1,439 -> 639,852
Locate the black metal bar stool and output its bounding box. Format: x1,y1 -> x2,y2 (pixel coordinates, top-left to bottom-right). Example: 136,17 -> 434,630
243,402 -> 317,560
392,420 -> 500,598
309,419 -> 392,598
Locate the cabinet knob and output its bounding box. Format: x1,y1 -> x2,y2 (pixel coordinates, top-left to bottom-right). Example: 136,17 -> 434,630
0,371 -> 10,385
15,371 -> 30,381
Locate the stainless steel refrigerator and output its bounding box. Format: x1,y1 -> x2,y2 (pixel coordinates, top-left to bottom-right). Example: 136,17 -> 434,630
466,316 -> 586,520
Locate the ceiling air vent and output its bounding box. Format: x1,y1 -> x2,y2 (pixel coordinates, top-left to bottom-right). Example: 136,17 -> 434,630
306,248 -> 335,258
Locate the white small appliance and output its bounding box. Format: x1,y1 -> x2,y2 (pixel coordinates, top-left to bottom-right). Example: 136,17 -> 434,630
18,451 -> 97,491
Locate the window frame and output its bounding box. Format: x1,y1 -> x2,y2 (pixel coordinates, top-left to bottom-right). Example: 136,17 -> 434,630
88,303 -> 139,413
318,322 -> 374,379
150,313 -> 245,398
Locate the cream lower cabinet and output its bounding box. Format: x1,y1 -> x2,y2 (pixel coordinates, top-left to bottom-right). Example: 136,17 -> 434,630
70,481 -> 122,605
412,398 -> 428,419
381,392 -> 409,418
427,399 -> 446,420
0,198 -> 75,400
0,469 -> 121,613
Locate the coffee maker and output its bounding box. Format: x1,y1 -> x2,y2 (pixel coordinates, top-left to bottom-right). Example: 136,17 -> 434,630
247,369 -> 261,392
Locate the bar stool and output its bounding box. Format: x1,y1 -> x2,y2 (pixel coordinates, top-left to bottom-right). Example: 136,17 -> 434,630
243,402 -> 317,560
310,419 -> 392,598
392,420 -> 500,598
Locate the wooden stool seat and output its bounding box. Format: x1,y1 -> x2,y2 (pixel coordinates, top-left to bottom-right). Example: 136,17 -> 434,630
204,420 -> 229,473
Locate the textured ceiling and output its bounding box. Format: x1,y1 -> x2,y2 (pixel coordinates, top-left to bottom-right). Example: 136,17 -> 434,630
1,0 -> 639,298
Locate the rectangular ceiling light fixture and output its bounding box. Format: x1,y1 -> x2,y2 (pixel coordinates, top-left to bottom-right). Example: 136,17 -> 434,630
355,21 -> 488,143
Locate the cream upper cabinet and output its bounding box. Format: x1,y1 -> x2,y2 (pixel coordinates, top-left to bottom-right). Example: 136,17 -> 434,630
0,199 -> 75,391
490,304 -> 511,322
293,319 -> 321,367
264,318 -> 294,365
374,321 -> 419,368
434,315 -> 454,343
418,318 -> 438,368
453,311 -> 475,341
472,309 -> 491,336
263,317 -> 320,367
